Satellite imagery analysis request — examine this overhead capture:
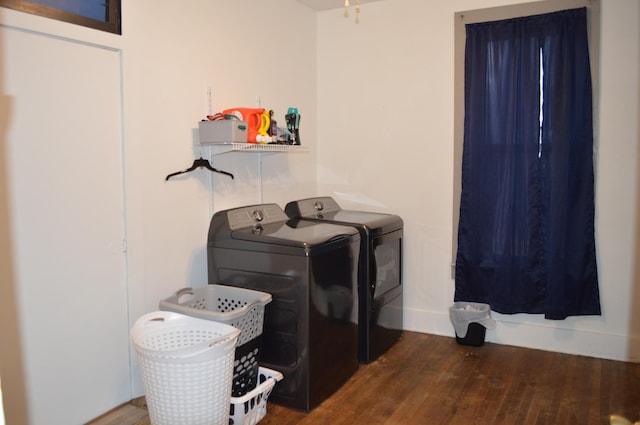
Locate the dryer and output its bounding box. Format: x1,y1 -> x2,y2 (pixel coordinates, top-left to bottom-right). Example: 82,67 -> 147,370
207,203 -> 360,412
285,196 -> 403,363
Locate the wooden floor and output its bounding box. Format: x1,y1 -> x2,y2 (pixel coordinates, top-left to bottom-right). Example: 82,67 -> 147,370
89,331 -> 640,425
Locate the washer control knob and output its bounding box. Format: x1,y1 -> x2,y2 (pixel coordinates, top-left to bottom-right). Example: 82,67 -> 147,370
252,209 -> 264,222
313,201 -> 324,211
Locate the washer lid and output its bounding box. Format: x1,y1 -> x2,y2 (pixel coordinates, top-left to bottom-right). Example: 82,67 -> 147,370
208,203 -> 359,250
231,218 -> 359,247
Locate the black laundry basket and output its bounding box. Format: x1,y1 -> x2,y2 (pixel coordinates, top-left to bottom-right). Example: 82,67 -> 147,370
449,302 -> 496,347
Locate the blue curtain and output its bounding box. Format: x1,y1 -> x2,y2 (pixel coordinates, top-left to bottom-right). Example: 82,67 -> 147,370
454,8 -> 601,320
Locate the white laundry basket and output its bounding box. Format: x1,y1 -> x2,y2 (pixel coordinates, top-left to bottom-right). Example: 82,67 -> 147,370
229,367 -> 283,425
131,311 -> 240,425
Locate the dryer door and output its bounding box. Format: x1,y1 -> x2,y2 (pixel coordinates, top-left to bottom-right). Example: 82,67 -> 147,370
371,229 -> 403,299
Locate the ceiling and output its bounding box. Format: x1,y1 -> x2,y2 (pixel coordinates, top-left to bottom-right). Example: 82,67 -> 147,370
296,0 -> 384,11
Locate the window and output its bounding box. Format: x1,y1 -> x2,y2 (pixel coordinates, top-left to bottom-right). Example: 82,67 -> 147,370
452,0 -> 600,265
0,0 -> 121,34
452,1 -> 601,320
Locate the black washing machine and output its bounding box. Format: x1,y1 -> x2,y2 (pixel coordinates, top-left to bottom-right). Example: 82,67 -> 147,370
285,196 -> 403,364
207,203 -> 360,412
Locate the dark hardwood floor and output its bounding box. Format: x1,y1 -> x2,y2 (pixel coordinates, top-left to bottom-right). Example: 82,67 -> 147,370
89,331 -> 640,425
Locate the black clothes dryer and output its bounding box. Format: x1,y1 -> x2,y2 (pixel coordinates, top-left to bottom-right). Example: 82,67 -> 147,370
285,196 -> 403,364
207,203 -> 360,412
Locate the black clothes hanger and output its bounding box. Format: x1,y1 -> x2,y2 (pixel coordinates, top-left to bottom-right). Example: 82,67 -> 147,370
165,157 -> 234,181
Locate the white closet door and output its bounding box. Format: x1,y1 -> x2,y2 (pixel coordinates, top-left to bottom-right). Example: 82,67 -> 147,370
3,28 -> 129,425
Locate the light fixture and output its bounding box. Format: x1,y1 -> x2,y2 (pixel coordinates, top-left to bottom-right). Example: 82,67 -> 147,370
344,0 -> 361,24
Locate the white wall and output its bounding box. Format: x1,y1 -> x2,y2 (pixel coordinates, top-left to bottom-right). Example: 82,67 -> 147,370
121,0 -> 319,396
317,0 -> 640,361
0,0 -> 319,423
1,0 -> 638,422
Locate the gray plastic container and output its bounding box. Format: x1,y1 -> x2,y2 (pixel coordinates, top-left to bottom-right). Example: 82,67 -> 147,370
199,120 -> 248,144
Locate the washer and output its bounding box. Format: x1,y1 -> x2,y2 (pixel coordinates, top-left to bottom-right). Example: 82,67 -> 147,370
207,203 -> 360,412
285,196 -> 403,364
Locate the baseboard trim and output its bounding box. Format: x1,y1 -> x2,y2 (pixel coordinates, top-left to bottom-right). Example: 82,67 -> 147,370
403,307 -> 638,362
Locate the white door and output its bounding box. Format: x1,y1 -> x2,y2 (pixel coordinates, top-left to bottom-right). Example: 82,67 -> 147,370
3,27 -> 130,425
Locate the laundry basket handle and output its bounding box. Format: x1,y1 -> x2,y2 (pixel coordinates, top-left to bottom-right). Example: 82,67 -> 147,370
133,311 -> 240,358
163,287 -> 195,305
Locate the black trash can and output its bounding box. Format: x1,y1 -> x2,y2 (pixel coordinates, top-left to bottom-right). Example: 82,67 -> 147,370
449,302 -> 496,347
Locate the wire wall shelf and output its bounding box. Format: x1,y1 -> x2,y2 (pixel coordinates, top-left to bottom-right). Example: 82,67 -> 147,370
206,143 -> 307,155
